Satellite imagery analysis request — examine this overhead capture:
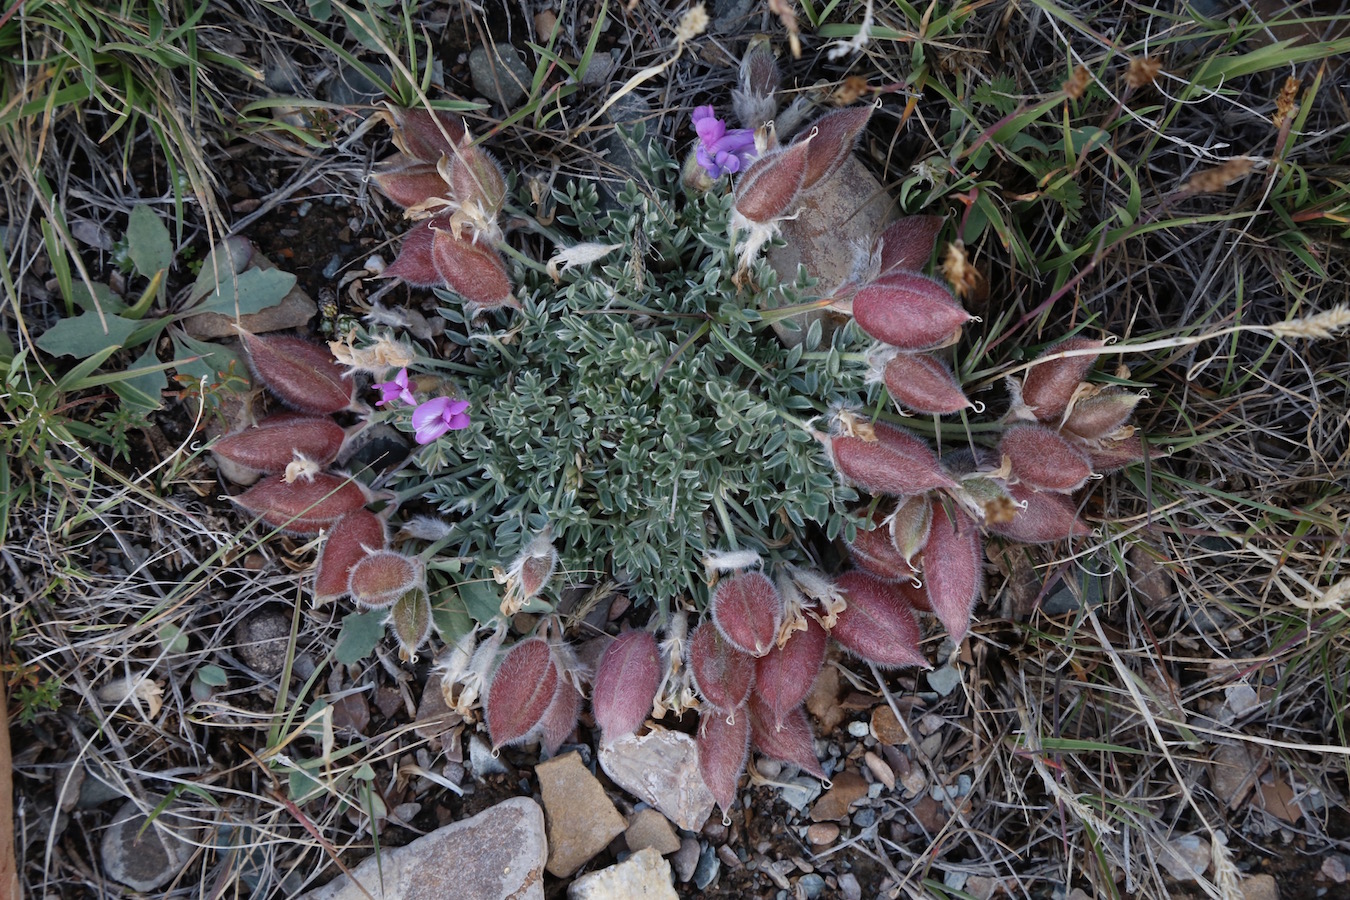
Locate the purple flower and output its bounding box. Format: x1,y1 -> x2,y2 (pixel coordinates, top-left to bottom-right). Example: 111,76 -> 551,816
693,105 -> 758,179
373,368 -> 417,407
411,396 -> 471,444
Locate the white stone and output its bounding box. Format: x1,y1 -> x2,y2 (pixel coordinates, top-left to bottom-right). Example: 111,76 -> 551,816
598,726 -> 715,831
568,847 -> 678,900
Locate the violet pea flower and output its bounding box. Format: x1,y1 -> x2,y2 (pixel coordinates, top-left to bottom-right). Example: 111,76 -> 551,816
411,396 -> 471,444
373,368 -> 417,406
692,105 -> 758,179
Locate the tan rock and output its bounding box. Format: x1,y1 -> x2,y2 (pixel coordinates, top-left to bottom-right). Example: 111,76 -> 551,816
863,751 -> 894,790
870,704 -> 907,746
809,769 -> 868,822
1240,874 -> 1278,900
1208,742 -> 1259,810
568,847 -> 677,900
806,823 -> 839,846
625,808 -> 681,856
537,752 -> 626,878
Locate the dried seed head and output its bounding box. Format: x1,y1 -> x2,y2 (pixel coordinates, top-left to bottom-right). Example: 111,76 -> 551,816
889,495 -> 934,567
233,474 -> 368,535
831,75 -> 870,107
920,502 -> 982,643
1063,64 -> 1090,100
538,675 -> 582,757
431,225 -> 515,308
592,630 -> 663,746
987,483 -> 1092,544
752,616 -> 827,727
831,572 -> 928,669
941,240 -> 987,303
875,215 -> 943,274
348,550 -> 424,609
733,136 -> 813,225
698,706 -> 751,816
238,331 -> 354,415
212,413 -> 345,478
851,272 -> 972,351
1182,159 -> 1255,195
486,638 -> 560,750
1274,75 -> 1301,127
381,106 -> 466,162
313,510 -> 388,604
710,571 -> 783,657
828,419 -> 957,497
687,621 -> 756,713
383,221 -> 441,287
881,351 -> 972,415
795,105 -> 874,193
390,587 -> 432,662
748,694 -> 826,780
1125,56 -> 1163,90
1061,387 -> 1141,441
848,521 -> 915,582
999,422 -> 1094,493
1019,337 -> 1103,423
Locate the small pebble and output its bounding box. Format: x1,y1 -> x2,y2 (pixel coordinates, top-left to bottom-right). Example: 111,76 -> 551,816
716,844 -> 741,870
837,873 -> 862,900
864,751 -> 895,790
852,807 -> 877,828
693,843 -> 721,890
799,873 -> 826,900
1322,855 -> 1348,883
806,823 -> 839,846
758,758 -> 782,779
702,817 -> 728,844
672,837 -> 699,883
847,721 -> 870,738
902,769 -> 927,796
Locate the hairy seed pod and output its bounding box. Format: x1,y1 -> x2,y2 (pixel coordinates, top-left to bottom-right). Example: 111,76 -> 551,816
383,220 -> 441,287
371,158 -> 447,209
748,694 -> 826,780
732,34 -> 779,129
538,675 -> 582,757
733,137 -> 813,224
851,272 -> 972,351
999,422 -> 1093,493
313,510 -> 388,603
697,708 -> 751,816
988,483 -> 1092,544
687,621 -> 756,713
889,495 -> 934,567
1087,434 -> 1149,472
383,106 -> 466,162
239,332 -> 354,415
753,617 -> 827,727
848,522 -> 914,581
921,502 -> 982,643
1020,337 -> 1102,422
348,550 -> 424,609
710,572 -> 782,657
390,587 -> 432,660
213,414 -> 346,475
431,226 -> 515,308
795,105 -> 874,193
875,215 -> 943,274
882,352 -> 972,415
445,133 -> 507,217
592,630 -> 662,746
233,473 -> 367,535
1062,388 -> 1141,441
829,421 -> 957,497
486,638 -> 559,751
831,572 -> 928,668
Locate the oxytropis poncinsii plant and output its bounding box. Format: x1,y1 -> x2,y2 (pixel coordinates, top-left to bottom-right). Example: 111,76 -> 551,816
213,48 -> 1154,817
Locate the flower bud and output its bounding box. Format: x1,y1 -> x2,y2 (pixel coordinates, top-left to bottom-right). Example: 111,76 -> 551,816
831,572 -> 928,669
999,422 -> 1093,493
732,34 -> 779,130
233,473 -> 368,535
592,630 -> 662,746
851,272 -> 972,351
382,106 -> 466,162
987,483 -> 1091,544
875,215 -> 943,274
752,616 -> 827,727
389,587 -> 432,661
920,502 -> 982,643
1062,387 -> 1141,441
748,694 -> 826,780
383,221 -> 441,287
828,420 -> 957,497
882,351 -> 972,415
889,495 -> 933,568
486,638 -> 560,751
733,136 -> 813,225
710,571 -> 782,657
348,550 -> 424,609
238,331 -> 354,415
687,621 -> 756,714
431,226 -> 515,309
697,707 -> 751,816
795,104 -> 873,193
213,413 -> 346,476
313,510 -> 388,604
1019,337 -> 1102,422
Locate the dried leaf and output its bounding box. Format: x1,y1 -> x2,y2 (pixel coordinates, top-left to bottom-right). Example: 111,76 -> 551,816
592,630 -> 663,746
239,331 -> 354,415
486,638 -> 560,750
710,571 -> 782,657
687,621 -> 756,714
831,572 -> 928,668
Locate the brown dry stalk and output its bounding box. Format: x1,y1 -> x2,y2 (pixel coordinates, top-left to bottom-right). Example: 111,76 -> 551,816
767,0 -> 802,58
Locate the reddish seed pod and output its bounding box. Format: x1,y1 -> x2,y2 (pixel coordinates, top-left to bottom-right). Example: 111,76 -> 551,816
446,133 -> 507,217
372,158 -> 447,209
592,631 -> 662,746
889,495 -> 933,567
486,638 -> 560,751
753,617 -> 828,727
697,707 -> 751,816
999,422 -> 1093,493
383,220 -> 441,287
212,414 -> 346,475
1062,388 -> 1141,441
710,572 -> 782,657
987,483 -> 1092,544
848,522 -> 914,581
921,501 -> 983,643
313,510 -> 388,603
734,138 -> 813,224
348,550 -> 423,609
385,106 -> 466,162
233,473 -> 368,535
831,572 -> 928,669
875,215 -> 943,274
794,105 -> 874,193
538,675 -> 582,757
748,694 -> 826,780
851,272 -> 972,351
1087,433 -> 1150,473
239,332 -> 354,415
882,352 -> 972,415
1020,337 -> 1102,423
830,421 -> 957,497
430,226 -> 515,308
687,621 -> 756,713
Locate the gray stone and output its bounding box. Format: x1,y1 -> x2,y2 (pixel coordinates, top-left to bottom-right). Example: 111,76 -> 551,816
469,43 -> 532,108
712,0 -> 755,32
926,663 -> 962,698
469,734 -> 508,779
322,63 -> 395,106
778,776 -> 822,811
837,872 -> 862,900
852,806 -> 876,828
799,873 -> 826,899
1240,874 -> 1278,900
625,808 -> 681,856
671,837 -> 700,883
599,726 -> 715,831
234,608 -> 291,677
100,798 -> 197,892
568,847 -> 677,900
1209,743 -> 1258,809
598,94 -> 654,202
537,751 -> 627,878
301,796 -> 545,900
1159,833 -> 1210,882
693,842 -> 720,890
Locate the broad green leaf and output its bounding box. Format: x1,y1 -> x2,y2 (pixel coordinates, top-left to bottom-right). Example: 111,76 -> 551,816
127,204 -> 174,277
456,579 -> 502,625
159,624 -> 189,654
185,267 -> 296,319
110,344 -> 168,413
36,311 -> 140,358
68,281 -> 128,315
189,236 -> 254,304
430,587 -> 474,643
334,609 -> 385,665
172,333 -> 247,387
195,664 -> 228,687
